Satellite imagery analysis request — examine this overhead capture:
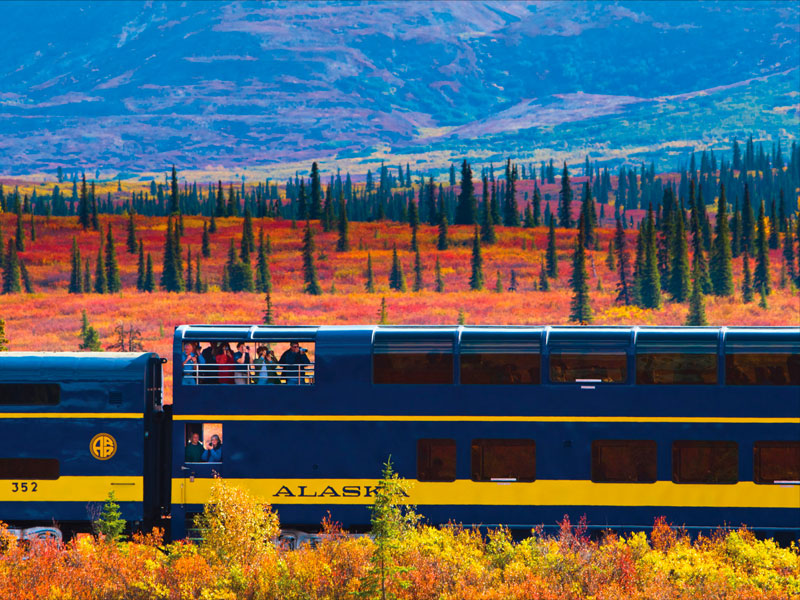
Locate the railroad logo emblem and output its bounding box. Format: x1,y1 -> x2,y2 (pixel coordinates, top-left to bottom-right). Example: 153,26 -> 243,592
90,433 -> 117,460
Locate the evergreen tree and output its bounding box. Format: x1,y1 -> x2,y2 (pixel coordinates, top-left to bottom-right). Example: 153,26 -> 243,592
437,211 -> 449,250
302,220 -> 322,295
614,217 -> 631,305
336,191 -> 349,252
185,247 -> 193,292
262,291 -> 274,324
95,491 -> 126,543
667,203 -> 690,302
480,175 -> 496,244
79,309 -> 102,351
494,270 -> 502,293
768,196 -> 780,249
408,196 -> 419,252
388,245 -> 406,292
469,226 -> 484,291
412,248 -> 423,292
365,253 -> 375,293
83,257 -> 91,292
435,254 -> 444,292
685,263 -> 708,326
29,213 -> 35,244
241,207 -> 254,261
78,173 -> 90,230
225,238 -> 254,292
378,296 -> 388,324
579,182 -> 596,247
558,162 -> 573,228
19,260 -> 33,293
503,159 -> 520,226
209,212 -> 218,234
741,183 -> 755,255
709,183 -> 734,297
605,239 -> 616,271
136,240 -> 145,291
214,180 -> 225,218
310,162 -> 322,220
742,251 -> 753,303
538,258 -> 549,291
322,184 -> 334,232
143,253 -> 155,292
783,224 -> 796,285
126,211 -> 137,254
256,229 -> 272,293
90,182 -> 99,231
2,239 -> 21,294
201,220 -> 211,257
69,237 -> 82,294
545,215 -> 558,278
640,204 -> 662,309
532,184 -> 542,226
15,202 -> 24,252
160,217 -> 184,292
569,217 -> 592,323
105,224 -> 121,293
195,253 -> 205,293
169,165 -> 180,215
455,159 -> 477,225
94,233 -> 108,294
753,199 -> 771,296
758,283 -> 768,310
689,183 -> 712,294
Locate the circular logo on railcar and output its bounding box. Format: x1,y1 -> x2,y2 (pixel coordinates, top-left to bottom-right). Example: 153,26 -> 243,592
90,433 -> 117,460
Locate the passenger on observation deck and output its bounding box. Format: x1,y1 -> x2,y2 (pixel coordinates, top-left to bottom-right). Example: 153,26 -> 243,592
279,341 -> 311,385
200,342 -> 217,384
214,343 -> 235,385
184,432 -> 204,462
233,342 -> 252,385
254,345 -> 277,384
181,342 -> 205,385
202,434 -> 223,463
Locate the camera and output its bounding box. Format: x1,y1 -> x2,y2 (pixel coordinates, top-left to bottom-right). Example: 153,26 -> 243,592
300,347 -> 308,353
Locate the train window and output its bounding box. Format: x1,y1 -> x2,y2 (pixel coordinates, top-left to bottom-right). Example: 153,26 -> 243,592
0,458 -> 60,480
636,353 -> 717,385
0,383 -> 60,406
186,341 -> 315,385
549,353 -> 627,383
672,441 -> 738,484
754,442 -> 800,484
417,439 -> 456,482
460,333 -> 540,384
471,439 -> 535,482
592,440 -> 656,483
184,423 -> 223,463
725,353 -> 800,386
373,332 -> 453,384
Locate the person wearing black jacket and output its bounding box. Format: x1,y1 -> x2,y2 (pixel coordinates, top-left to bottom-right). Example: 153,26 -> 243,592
279,341 -> 311,384
233,342 -> 252,385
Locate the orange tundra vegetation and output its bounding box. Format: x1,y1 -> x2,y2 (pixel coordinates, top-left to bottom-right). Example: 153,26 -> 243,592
0,477 -> 798,600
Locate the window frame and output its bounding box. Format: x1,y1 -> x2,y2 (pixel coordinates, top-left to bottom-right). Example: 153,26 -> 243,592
0,383 -> 60,406
470,438 -> 536,483
753,441 -> 800,484
671,440 -> 738,484
548,351 -> 629,384
591,439 -> 657,483
372,331 -> 454,385
0,458 -> 60,480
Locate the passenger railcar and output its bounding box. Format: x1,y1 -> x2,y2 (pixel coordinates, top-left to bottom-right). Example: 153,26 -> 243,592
170,325 -> 800,540
0,352 -> 170,535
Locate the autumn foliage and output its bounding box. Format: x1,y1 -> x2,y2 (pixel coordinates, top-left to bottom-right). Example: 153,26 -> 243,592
0,479 -> 797,600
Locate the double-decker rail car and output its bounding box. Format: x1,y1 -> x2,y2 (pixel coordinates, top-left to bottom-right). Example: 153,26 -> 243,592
0,352 -> 170,536
171,325 -> 800,540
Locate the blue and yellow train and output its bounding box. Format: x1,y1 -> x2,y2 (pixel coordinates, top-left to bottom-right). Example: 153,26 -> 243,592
1,325 -> 798,540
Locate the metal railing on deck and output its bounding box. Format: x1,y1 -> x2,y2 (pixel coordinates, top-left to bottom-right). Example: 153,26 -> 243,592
181,363 -> 315,385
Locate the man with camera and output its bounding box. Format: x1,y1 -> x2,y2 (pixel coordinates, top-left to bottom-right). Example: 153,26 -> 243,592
279,341 -> 311,385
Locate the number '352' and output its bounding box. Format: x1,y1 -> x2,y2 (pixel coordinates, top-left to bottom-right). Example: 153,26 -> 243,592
11,482 -> 37,492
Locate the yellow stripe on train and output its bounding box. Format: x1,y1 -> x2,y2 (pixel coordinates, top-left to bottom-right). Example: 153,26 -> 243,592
0,476 -> 143,502
172,478 -> 800,509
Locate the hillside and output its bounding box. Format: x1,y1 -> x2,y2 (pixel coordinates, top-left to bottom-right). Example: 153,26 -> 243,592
1,1 -> 798,177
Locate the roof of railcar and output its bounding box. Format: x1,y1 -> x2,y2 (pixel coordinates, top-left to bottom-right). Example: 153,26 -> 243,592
0,352 -> 157,381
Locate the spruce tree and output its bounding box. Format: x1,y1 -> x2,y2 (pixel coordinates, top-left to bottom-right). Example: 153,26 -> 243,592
83,257 -> 91,292
105,224 -> 121,293
201,220 -> 211,257
79,309 -> 102,351
605,239 -> 616,271
0,318 -> 8,351
783,224 -> 796,285
758,283 -> 768,310
126,211 -> 137,254
15,202 -> 24,252
143,253 -> 155,292
336,191 -> 349,251
241,207 -> 254,261
388,245 -> 406,292
437,211 -> 449,250
435,254 -> 444,292
546,215 -> 558,278
532,184 -> 542,226
742,251 -> 753,303
569,216 -> 592,323
226,238 -> 254,292
256,229 -> 271,293
558,162 -> 573,228
614,217 -> 631,305
310,162 -> 322,220
302,220 -> 322,295
753,198 -> 771,296
579,182 -> 596,247
2,240 -> 21,294
29,213 -> 36,244
365,253 -> 375,293
412,248 -> 423,292
480,175 -> 497,245
685,263 -> 708,326
408,196 -> 419,252
69,237 -> 82,294
209,211 -> 218,234
195,253 -> 205,293
741,183 -> 755,255
689,183 -> 712,294
768,196 -> 779,250
185,247 -> 193,292
262,291 -> 274,324
19,260 -> 33,293
136,240 -> 145,291
90,182 -> 99,231
94,233 -> 108,294
538,258 -> 549,291
639,204 -> 662,309
455,159 -> 477,225
214,180 -> 225,218
709,183 -> 734,296
169,165 -> 180,215
667,203 -> 690,302
322,185 -> 334,232
494,270 -> 502,293
503,160 -> 520,226
469,226 -> 484,291
79,173 -> 90,230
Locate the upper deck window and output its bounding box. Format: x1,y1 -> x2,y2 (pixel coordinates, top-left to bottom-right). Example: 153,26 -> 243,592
636,338 -> 718,385
183,341 -> 315,385
0,383 -> 60,406
373,331 -> 453,384
724,333 -> 799,386
549,353 -> 627,383
460,331 -> 540,384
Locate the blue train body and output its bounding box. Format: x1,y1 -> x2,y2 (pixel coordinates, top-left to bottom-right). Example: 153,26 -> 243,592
1,326 -> 798,541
